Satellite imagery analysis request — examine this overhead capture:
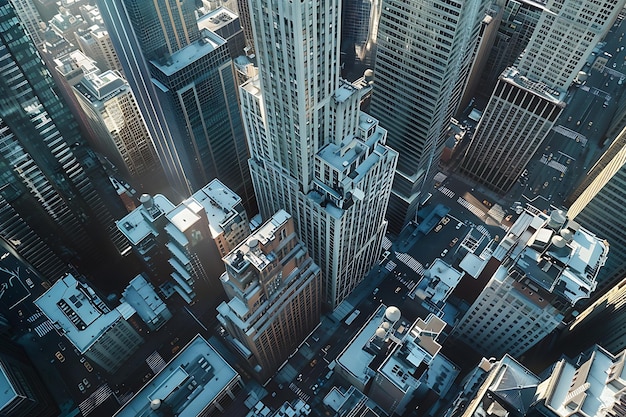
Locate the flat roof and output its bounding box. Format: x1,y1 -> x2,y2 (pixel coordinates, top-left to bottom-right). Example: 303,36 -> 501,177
0,364 -> 17,413
114,335 -> 238,417
151,31 -> 225,76
192,179 -> 244,238
34,274 -> 126,353
117,195 -> 174,244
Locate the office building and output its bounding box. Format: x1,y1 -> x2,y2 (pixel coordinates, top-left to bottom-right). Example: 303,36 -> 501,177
368,0 -> 490,233
118,180 -> 250,305
479,0 -> 543,93
98,0 -> 256,214
7,0 -> 45,48
0,1 -> 129,279
73,70 -> 162,180
49,7 -> 87,40
340,0 -> 380,77
0,336 -> 58,417
121,274 -> 172,332
75,24 -> 123,73
452,208 -> 608,359
34,274 -> 144,373
452,354 -> 540,417
323,385 -> 384,417
460,68 -> 565,194
566,126 -> 626,298
460,0 -> 624,194
517,0 -> 624,92
532,345 -> 626,416
336,305 -> 458,416
240,0 -> 398,309
217,210 -> 321,381
197,7 -> 246,59
114,334 -> 243,417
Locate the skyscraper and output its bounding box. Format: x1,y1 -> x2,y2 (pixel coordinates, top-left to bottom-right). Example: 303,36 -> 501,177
452,208 -> 608,359
460,0 -> 624,193
98,0 -> 256,213
566,126 -> 626,299
460,68 -> 565,194
217,211 -> 321,381
240,0 -> 398,309
369,0 -> 491,233
0,0 -> 128,279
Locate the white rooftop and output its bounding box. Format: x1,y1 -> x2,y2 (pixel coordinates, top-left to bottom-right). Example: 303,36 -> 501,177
114,335 -> 238,417
117,195 -> 174,244
192,179 -> 244,238
151,30 -> 225,76
34,274 -> 130,353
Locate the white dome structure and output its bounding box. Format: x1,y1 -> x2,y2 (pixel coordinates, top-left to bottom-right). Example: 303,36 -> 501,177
385,306 -> 401,322
375,327 -> 387,339
150,399 -> 161,410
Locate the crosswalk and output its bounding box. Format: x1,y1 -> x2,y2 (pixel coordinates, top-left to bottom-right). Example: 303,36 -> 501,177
395,252 -> 424,275
458,197 -> 484,218
27,311 -> 44,323
438,186 -> 455,198
477,225 -> 491,239
385,260 -> 396,272
289,382 -> 310,403
146,351 -> 166,374
382,236 -> 392,250
33,320 -> 55,337
78,384 -> 113,416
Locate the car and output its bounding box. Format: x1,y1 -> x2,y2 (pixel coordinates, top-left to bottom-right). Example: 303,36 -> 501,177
170,337 -> 179,346
83,378 -> 91,388
614,62 -> 617,68
441,249 -> 448,257
505,214 -> 513,222
395,287 -> 402,293
79,357 -> 86,363
58,342 -> 66,351
434,224 -> 443,233
483,200 -> 492,207
55,351 -> 65,362
450,238 -> 458,247
441,217 -> 450,225
310,359 -> 317,367
456,222 -> 463,230
372,288 -> 379,295
172,345 -> 180,354
78,383 -> 85,394
84,361 -> 93,372
25,277 -> 34,288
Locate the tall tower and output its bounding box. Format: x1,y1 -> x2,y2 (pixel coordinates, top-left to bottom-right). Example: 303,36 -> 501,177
98,0 -> 256,213
368,0 -> 491,233
240,0 -> 398,309
217,211 -> 321,381
567,126 -> 626,299
451,209 -> 608,359
0,0 -> 128,279
460,0 -> 625,194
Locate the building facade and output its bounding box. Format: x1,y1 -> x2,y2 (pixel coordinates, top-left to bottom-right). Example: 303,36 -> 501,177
217,210 -> 321,381
460,68 -> 565,194
98,0 -> 256,213
452,208 -> 608,359
0,0 -> 129,280
73,70 -> 162,180
240,0 -> 398,309
566,126 -> 626,299
75,24 -> 123,73
34,274 -> 144,373
368,0 -> 490,233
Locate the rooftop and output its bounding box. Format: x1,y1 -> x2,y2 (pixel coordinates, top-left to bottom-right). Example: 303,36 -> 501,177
191,179 -> 244,238
117,195 -> 174,245
114,335 -> 239,417
151,30 -> 225,76
197,7 -> 238,32
501,67 -> 567,103
34,274 -> 130,353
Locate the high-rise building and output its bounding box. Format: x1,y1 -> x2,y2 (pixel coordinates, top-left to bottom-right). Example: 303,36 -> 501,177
460,68 -> 565,194
73,70 -> 162,181
217,210 -> 321,381
566,126 -> 626,297
340,0 -> 381,78
452,208 -> 608,359
368,0 -> 490,233
460,0 -> 624,193
240,0 -> 398,309
7,0 -> 45,48
34,274 -> 144,373
118,180 -> 250,305
75,24 -> 123,73
0,0 -> 129,279
98,0 -> 256,213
